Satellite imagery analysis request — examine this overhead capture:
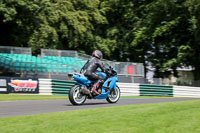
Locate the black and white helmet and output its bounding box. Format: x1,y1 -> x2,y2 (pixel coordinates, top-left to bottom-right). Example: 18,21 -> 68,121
92,50 -> 103,59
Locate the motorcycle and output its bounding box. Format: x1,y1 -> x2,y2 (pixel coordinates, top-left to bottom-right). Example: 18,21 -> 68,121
68,66 -> 120,105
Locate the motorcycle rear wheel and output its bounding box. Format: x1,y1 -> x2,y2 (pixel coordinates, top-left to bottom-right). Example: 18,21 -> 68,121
69,85 -> 86,105
106,85 -> 120,103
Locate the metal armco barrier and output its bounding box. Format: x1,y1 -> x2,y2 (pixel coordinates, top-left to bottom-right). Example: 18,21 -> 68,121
140,84 -> 173,97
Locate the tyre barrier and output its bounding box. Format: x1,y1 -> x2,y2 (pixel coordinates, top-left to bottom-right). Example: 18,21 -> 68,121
140,84 -> 173,97
39,79 -> 52,95
118,83 -> 140,96
38,79 -> 200,97
173,85 -> 200,97
0,78 -> 197,98
39,79 -> 75,96
52,79 -> 76,96
39,79 -> 141,96
0,79 -> 8,94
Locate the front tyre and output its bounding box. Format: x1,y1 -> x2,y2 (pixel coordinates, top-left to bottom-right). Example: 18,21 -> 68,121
106,86 -> 120,103
69,85 -> 86,105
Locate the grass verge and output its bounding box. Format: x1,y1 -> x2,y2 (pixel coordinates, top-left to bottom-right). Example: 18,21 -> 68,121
0,94 -> 186,101
0,94 -> 179,101
0,100 -> 200,133
0,94 -> 67,101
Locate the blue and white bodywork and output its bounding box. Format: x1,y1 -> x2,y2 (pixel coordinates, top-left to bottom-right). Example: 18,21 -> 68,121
69,67 -> 120,105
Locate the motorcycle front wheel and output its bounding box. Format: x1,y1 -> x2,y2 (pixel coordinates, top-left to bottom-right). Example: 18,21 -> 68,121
69,85 -> 86,105
106,85 -> 120,103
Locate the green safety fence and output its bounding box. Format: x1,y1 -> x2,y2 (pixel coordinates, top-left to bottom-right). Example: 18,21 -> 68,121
51,79 -> 76,96
140,84 -> 173,97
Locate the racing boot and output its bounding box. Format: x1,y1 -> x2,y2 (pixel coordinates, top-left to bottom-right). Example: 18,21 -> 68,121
92,80 -> 104,95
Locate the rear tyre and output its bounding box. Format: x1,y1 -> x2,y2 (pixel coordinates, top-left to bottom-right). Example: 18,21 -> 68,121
106,85 -> 120,103
69,85 -> 86,105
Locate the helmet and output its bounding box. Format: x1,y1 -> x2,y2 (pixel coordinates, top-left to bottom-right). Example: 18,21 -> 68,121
92,50 -> 103,59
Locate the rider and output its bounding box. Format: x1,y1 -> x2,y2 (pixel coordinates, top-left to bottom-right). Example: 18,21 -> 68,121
80,50 -> 105,95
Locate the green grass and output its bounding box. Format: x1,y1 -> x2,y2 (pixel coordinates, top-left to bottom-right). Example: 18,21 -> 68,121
0,94 -> 67,101
1,100 -> 200,133
0,94 -> 176,101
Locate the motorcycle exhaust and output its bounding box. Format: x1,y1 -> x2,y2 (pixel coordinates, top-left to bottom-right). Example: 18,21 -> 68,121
80,86 -> 92,98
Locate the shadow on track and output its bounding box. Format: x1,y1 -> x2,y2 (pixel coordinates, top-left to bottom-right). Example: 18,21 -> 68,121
65,102 -> 109,106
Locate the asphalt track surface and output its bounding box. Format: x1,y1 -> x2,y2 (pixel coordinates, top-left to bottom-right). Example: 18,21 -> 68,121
0,97 -> 199,117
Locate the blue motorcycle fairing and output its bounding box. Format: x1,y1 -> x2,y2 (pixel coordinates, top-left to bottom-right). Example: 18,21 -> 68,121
94,75 -> 118,99
72,72 -> 118,100
72,74 -> 92,85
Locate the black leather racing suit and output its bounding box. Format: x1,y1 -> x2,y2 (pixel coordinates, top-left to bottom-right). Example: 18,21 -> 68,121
80,57 -> 105,94
81,57 -> 105,81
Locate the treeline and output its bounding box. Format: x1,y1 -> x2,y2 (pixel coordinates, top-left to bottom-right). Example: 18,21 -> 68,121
0,0 -> 200,79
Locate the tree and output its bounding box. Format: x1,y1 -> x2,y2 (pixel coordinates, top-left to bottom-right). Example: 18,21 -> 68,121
1,0 -> 200,80
0,0 -> 111,56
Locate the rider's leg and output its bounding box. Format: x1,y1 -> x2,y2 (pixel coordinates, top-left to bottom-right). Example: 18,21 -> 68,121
84,71 -> 104,95
92,79 -> 104,95
90,73 -> 104,95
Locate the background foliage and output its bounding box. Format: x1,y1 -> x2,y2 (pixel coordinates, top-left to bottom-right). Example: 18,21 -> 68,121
0,0 -> 200,79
